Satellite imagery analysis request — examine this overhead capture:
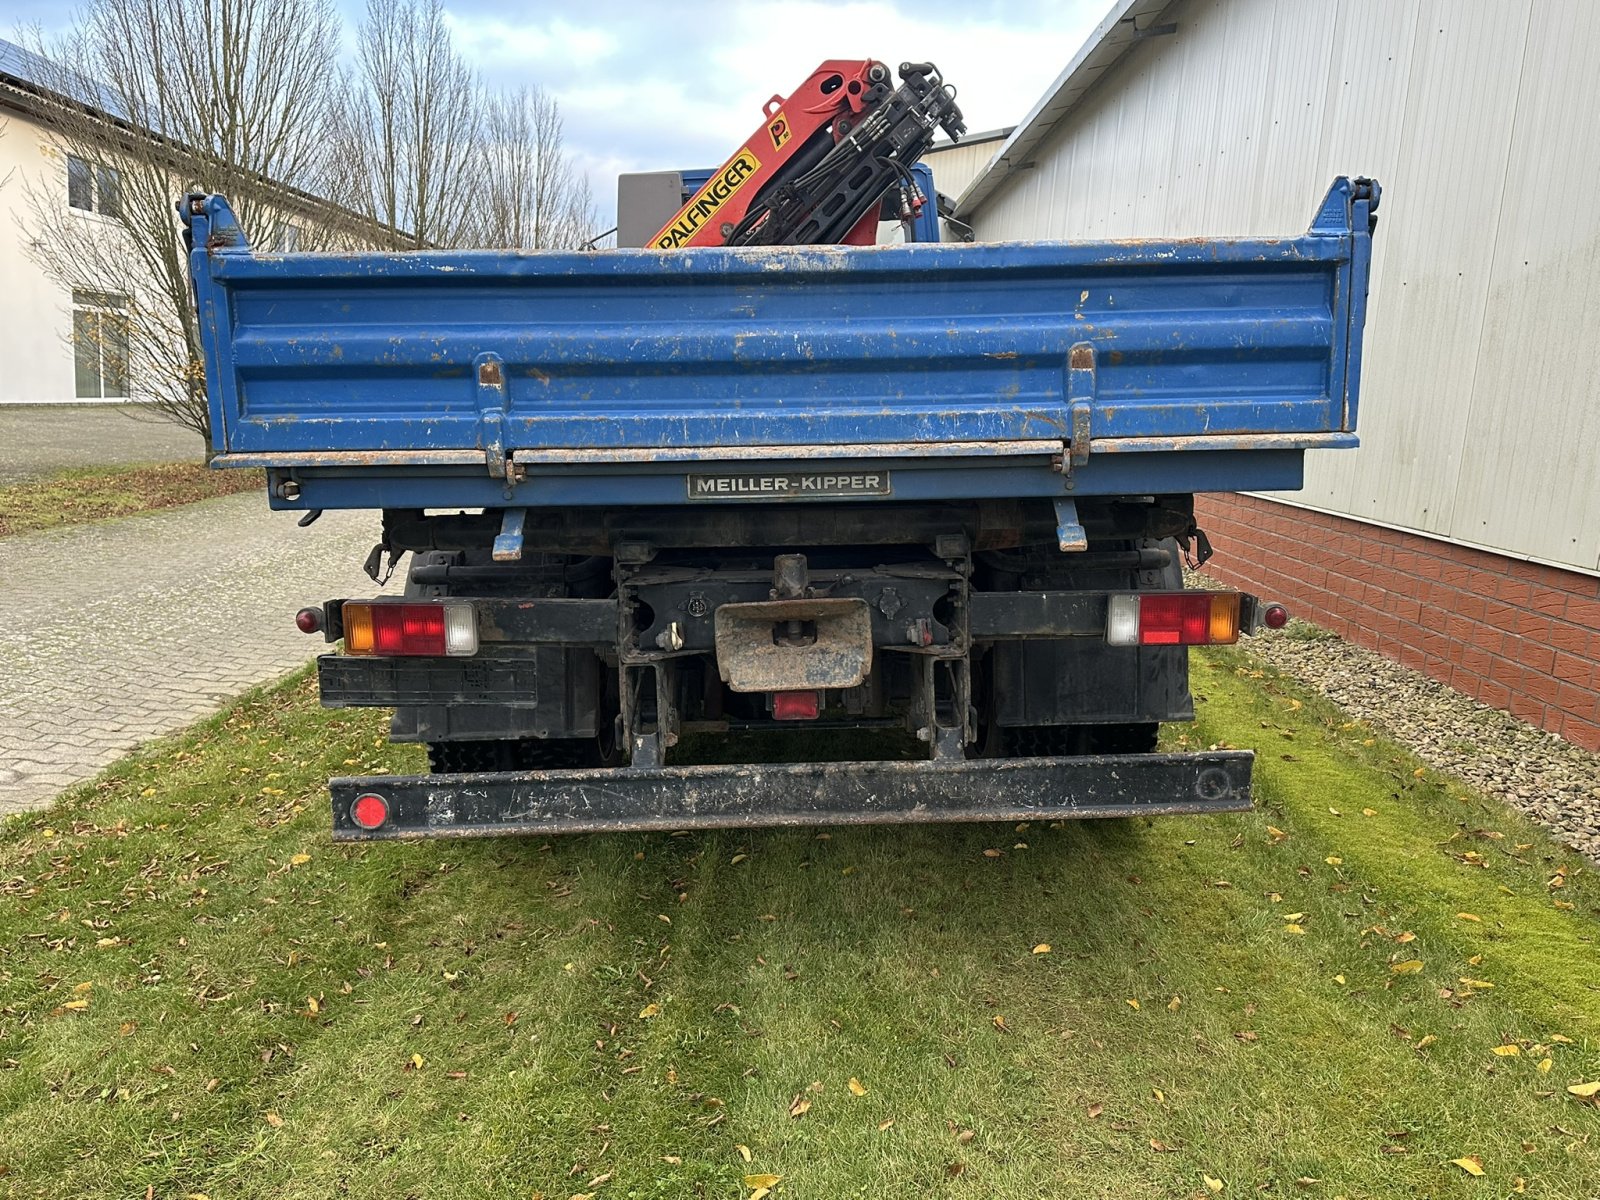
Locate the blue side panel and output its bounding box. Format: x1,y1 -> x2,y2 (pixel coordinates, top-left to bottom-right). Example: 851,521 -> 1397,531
909,163 -> 941,243
183,178 -> 1376,509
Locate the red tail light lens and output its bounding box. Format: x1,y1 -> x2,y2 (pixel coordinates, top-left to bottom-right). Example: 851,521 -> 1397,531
1106,593 -> 1241,647
341,601 -> 477,656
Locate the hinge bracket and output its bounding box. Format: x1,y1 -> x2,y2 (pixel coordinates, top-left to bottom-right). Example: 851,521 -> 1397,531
476,352 -> 508,479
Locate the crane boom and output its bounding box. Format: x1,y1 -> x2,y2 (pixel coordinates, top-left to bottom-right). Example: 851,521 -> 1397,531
648,59 -> 965,250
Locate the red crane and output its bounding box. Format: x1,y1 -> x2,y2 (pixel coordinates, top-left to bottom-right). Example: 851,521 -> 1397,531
648,59 -> 965,250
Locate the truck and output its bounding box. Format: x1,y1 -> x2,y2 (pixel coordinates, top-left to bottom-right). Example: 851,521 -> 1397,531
181,60 -> 1378,841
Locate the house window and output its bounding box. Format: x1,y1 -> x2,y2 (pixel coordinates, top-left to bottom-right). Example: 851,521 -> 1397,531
272,222 -> 301,252
66,154 -> 123,216
73,291 -> 130,399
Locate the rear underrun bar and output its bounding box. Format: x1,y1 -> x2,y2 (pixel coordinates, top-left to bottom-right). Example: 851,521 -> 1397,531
328,751 -> 1254,840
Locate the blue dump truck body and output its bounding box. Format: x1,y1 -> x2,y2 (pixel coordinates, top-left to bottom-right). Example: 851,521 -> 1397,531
183,178 -> 1378,840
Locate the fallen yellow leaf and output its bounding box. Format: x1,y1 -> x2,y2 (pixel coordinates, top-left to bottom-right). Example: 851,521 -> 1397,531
743,1174 -> 781,1189
1492,1045 -> 1521,1057
730,854 -> 747,865
1333,974 -> 1347,985
877,1118 -> 895,1131
1325,856 -> 1343,866
736,1144 -> 752,1162
638,1003 -> 661,1019
1283,912 -> 1306,922
1415,1034 -> 1437,1050
1361,807 -> 1377,816
1538,1058 -> 1553,1074
1451,1156 -> 1485,1177
410,1053 -> 424,1070
787,1094 -> 811,1118
1167,995 -> 1181,1012
1266,826 -> 1287,841
289,853 -> 311,866
1126,998 -> 1140,1010
265,1111 -> 284,1128
1283,924 -> 1305,935
72,982 -> 92,995
1551,1034 -> 1573,1044
1456,913 -> 1481,922
1459,977 -> 1494,990
1391,960 -> 1424,974
1203,1174 -> 1225,1194
61,999 -> 90,1011
306,996 -> 321,1014
1566,1081 -> 1600,1098
1032,943 -> 1051,955
993,1014 -> 1009,1032
848,1077 -> 867,1097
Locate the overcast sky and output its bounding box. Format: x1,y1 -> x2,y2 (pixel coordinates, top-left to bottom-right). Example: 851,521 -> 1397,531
7,0 -> 1109,219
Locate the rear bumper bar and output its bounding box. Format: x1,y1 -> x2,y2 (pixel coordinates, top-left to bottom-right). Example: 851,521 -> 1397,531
328,750 -> 1254,840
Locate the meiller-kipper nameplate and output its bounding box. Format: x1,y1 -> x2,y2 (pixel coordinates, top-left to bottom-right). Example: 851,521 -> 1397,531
686,471 -> 892,500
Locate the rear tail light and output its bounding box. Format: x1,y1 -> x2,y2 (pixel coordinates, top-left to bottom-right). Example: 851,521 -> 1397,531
341,601 -> 478,657
1106,592 -> 1241,647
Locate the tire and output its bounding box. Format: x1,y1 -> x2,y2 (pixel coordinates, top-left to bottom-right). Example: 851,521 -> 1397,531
426,738 -> 595,773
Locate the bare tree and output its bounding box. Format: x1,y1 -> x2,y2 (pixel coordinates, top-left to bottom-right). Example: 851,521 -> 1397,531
476,86 -> 600,250
342,0 -> 481,249
338,1 -> 599,251
18,0 -> 351,453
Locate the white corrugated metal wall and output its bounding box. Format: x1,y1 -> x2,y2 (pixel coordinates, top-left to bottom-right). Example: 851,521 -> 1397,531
966,0 -> 1600,575
920,134 -> 1010,203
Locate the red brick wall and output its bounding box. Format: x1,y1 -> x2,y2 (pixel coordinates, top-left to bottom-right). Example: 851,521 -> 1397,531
1193,493 -> 1600,751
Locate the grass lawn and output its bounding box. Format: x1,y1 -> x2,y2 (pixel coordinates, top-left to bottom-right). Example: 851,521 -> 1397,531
0,462 -> 255,538
0,652 -> 1596,1199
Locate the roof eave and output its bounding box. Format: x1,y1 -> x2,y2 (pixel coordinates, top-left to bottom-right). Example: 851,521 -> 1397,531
953,0 -> 1179,218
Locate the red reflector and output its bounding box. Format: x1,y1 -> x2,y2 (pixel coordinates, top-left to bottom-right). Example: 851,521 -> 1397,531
295,606 -> 323,634
772,690 -> 820,721
1138,593 -> 1214,646
1264,603 -> 1290,629
350,793 -> 388,830
372,604 -> 446,656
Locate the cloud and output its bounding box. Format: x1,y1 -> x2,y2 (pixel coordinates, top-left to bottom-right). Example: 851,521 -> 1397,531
444,0 -> 1109,221
442,13 -> 619,69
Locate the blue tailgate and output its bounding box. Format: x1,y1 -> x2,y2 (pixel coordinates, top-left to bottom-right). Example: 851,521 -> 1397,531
184,179 -> 1375,505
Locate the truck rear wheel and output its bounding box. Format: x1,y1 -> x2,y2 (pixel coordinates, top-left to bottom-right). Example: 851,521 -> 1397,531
992,722 -> 1158,757
426,738 -> 595,773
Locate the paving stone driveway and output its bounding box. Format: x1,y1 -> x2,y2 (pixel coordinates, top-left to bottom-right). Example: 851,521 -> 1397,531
0,494 -> 398,813
0,404 -> 202,484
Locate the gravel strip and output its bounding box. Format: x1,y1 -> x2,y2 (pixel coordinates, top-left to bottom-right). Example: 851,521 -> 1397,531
1227,612 -> 1600,863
